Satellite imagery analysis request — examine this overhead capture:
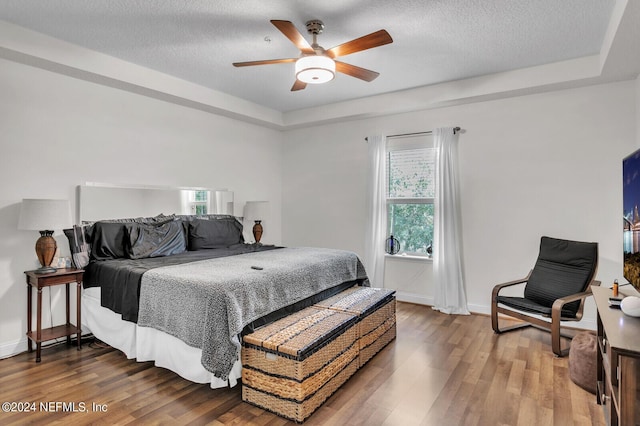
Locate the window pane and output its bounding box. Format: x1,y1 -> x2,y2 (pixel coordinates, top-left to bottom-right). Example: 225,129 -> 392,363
388,203 -> 434,254
387,148 -> 435,198
195,204 -> 207,215
194,190 -> 208,202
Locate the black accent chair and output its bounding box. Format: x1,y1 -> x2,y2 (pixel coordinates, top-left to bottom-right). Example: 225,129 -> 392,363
491,236 -> 600,356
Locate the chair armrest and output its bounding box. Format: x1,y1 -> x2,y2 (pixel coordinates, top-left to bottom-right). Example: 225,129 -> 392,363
551,279 -> 601,322
491,270 -> 532,301
553,291 -> 592,308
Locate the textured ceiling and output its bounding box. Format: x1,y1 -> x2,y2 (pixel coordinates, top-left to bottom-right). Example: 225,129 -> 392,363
0,0 -> 616,113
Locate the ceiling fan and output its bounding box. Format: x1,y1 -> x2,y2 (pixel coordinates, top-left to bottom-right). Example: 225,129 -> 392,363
233,20 -> 393,91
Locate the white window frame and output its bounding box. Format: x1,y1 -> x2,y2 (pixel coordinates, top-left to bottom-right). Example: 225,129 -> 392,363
187,190 -> 209,215
386,134 -> 435,257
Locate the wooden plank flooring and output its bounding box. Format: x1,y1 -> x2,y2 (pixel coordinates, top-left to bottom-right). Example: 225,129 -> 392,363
0,302 -> 604,425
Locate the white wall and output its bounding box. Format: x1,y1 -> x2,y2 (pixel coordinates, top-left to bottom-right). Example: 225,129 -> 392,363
282,81 -> 637,328
1,55 -> 636,359
0,58 -> 283,357
637,74 -> 640,145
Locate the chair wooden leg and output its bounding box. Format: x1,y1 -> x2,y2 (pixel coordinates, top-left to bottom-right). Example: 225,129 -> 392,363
491,298 -> 499,333
550,314 -> 570,357
552,322 -> 561,356
492,303 -> 532,334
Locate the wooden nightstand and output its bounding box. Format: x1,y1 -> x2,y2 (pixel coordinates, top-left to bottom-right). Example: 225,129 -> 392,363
25,268 -> 84,362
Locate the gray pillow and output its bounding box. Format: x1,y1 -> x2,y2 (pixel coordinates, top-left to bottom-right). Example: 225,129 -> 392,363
125,221 -> 187,259
87,214 -> 177,260
188,218 -> 244,250
90,222 -> 130,260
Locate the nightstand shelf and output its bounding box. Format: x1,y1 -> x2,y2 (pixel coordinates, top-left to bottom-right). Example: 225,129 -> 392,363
27,323 -> 80,343
25,268 -> 84,362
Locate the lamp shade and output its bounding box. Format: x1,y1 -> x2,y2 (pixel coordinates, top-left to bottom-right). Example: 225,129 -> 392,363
295,55 -> 335,84
19,199 -> 72,273
18,199 -> 72,231
243,201 -> 269,222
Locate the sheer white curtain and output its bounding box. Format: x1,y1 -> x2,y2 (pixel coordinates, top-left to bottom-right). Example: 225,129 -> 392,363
365,134 -> 386,288
433,128 -> 469,314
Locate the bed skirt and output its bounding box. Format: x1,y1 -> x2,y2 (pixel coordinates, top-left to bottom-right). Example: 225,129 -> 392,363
81,287 -> 241,389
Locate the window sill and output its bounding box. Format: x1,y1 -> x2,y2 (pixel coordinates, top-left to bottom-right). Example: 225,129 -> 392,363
385,253 -> 432,261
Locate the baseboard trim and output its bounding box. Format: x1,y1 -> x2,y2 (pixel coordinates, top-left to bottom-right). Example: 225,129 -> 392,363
392,292 -> 597,330
1,332 -> 95,360
0,337 -> 27,359
394,291 -> 434,306
2,294 -> 596,359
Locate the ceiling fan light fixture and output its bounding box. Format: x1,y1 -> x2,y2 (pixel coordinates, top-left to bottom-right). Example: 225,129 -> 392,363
295,55 -> 335,84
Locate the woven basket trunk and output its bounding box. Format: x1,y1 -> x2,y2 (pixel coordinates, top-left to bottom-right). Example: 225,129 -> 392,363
242,306 -> 358,422
313,286 -> 396,368
360,312 -> 396,367
242,360 -> 358,423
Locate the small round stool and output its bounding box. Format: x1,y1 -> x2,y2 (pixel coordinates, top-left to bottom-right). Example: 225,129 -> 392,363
568,332 -> 597,394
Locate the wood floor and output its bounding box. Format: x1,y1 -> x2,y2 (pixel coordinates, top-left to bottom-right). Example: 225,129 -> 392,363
0,302 -> 604,425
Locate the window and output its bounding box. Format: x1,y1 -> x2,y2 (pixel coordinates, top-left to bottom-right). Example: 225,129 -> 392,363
188,190 -> 209,215
386,135 -> 435,256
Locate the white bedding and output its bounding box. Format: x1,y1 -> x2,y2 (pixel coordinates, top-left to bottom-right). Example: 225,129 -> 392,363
81,287 -> 241,388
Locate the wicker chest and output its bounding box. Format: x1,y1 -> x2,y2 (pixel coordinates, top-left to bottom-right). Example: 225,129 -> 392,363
241,306 -> 359,422
313,286 -> 396,368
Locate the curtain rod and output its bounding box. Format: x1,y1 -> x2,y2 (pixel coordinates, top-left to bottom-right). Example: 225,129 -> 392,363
365,127 -> 460,141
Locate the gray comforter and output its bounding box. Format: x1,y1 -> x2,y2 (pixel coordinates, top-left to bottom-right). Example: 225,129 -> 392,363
136,247 -> 369,380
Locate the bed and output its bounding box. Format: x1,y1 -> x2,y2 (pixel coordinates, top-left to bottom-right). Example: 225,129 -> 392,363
67,200 -> 368,389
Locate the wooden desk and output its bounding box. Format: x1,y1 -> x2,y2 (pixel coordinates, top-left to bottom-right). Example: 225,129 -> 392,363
25,268 -> 84,362
593,285 -> 640,425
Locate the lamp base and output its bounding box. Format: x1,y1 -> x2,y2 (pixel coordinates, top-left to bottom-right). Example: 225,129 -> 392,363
33,266 -> 57,275
35,231 -> 57,273
252,220 -> 263,245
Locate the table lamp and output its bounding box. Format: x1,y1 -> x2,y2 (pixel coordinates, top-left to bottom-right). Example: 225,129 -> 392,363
18,199 -> 72,274
243,201 -> 269,245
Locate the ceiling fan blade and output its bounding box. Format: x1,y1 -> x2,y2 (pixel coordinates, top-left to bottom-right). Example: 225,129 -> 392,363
327,29 -> 393,58
271,20 -> 315,54
233,58 -> 297,67
335,61 -> 380,82
291,80 -> 307,91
